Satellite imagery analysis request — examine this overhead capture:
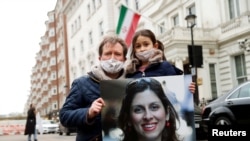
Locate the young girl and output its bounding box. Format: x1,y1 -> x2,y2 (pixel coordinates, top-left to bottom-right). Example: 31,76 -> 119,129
126,29 -> 176,78
125,29 -> 195,92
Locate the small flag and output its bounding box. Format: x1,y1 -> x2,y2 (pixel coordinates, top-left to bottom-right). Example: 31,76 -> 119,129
116,5 -> 141,47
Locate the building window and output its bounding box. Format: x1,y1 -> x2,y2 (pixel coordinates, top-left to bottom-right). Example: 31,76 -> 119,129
73,72 -> 77,80
81,67 -> 85,75
50,58 -> 56,65
78,16 -> 81,28
71,24 -> 74,35
188,5 -> 196,15
53,87 -> 57,95
125,0 -> 129,5
49,14 -> 54,22
228,0 -> 240,19
49,29 -> 55,37
99,21 -> 104,36
135,0 -> 139,10
90,61 -> 94,66
75,20 -> 77,31
52,72 -> 56,80
97,0 -> 102,7
44,85 -> 48,90
89,31 -> 93,45
87,4 -> 91,17
234,54 -> 247,84
92,0 -> 96,11
80,40 -> 84,52
53,103 -> 57,110
72,47 -> 76,59
50,43 -> 55,51
209,64 -> 218,99
173,14 -> 179,26
158,22 -> 165,34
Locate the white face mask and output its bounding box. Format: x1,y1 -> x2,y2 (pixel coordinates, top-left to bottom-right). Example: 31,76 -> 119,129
100,59 -> 124,73
135,48 -> 154,61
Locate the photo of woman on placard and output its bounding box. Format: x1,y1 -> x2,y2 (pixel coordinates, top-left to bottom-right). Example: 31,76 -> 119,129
100,75 -> 195,141
117,77 -> 180,141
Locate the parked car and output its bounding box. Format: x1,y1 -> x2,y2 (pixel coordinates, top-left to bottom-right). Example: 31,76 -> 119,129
193,103 -> 207,140
202,81 -> 250,132
58,122 -> 77,136
36,119 -> 59,134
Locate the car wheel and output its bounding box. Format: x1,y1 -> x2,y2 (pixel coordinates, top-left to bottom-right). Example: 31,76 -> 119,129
66,132 -> 70,136
59,132 -> 63,135
215,117 -> 231,125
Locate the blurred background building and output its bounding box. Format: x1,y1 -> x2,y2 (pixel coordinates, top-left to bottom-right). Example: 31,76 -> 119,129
25,0 -> 250,120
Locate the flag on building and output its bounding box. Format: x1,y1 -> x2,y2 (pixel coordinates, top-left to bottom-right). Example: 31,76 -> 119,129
116,5 -> 141,47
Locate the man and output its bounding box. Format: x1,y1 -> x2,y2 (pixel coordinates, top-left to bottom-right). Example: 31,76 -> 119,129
59,35 -> 127,141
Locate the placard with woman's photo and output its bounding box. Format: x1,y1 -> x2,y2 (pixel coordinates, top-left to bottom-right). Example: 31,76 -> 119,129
100,75 -> 196,141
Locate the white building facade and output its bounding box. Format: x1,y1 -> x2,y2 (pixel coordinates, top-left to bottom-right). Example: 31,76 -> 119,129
26,0 -> 250,115
64,0 -> 250,102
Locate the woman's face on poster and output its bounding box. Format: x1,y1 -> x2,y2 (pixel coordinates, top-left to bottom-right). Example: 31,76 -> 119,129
130,89 -> 166,140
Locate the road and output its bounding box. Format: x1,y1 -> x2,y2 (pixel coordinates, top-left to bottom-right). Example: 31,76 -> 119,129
0,133 -> 77,141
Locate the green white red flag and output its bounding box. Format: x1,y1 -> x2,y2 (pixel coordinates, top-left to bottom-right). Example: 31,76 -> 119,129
116,5 -> 141,47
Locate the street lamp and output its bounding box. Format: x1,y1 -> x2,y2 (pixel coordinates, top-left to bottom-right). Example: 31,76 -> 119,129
185,10 -> 199,105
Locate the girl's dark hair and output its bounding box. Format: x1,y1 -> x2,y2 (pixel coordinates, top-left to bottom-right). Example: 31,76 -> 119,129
118,78 -> 180,141
157,40 -> 167,61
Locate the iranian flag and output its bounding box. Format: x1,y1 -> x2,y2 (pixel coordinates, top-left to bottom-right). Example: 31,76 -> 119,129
116,5 -> 141,47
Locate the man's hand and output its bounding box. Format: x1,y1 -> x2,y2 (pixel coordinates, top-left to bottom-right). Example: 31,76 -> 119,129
88,98 -> 105,119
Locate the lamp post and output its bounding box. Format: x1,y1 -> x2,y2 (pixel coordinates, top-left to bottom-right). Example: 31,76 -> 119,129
185,10 -> 199,105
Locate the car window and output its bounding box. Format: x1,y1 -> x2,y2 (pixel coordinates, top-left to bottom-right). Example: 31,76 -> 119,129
238,84 -> 250,98
227,89 -> 240,99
